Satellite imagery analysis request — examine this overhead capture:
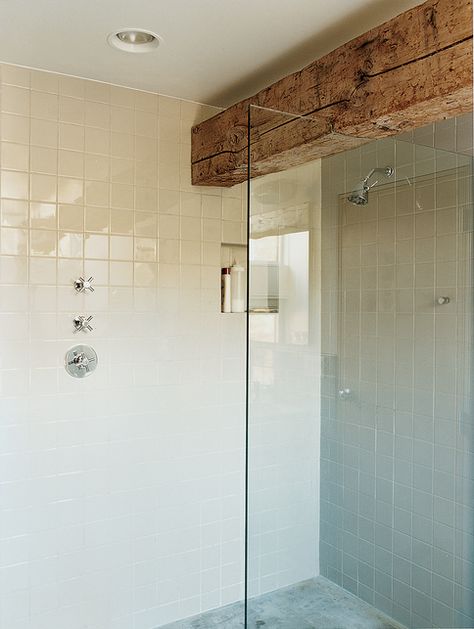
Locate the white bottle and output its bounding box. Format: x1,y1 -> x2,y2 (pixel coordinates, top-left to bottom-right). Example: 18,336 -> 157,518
231,261 -> 245,313
221,267 -> 232,313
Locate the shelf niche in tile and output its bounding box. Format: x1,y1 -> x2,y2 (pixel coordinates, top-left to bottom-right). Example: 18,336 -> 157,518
220,242 -> 247,314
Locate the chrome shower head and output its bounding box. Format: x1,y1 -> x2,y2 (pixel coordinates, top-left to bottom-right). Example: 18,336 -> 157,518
347,182 -> 369,206
347,166 -> 393,206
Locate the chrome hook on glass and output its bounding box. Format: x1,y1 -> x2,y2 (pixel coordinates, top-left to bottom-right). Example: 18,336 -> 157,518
338,388 -> 353,401
73,315 -> 94,333
74,276 -> 95,293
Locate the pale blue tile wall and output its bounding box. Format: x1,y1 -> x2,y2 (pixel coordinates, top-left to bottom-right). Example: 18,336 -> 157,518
320,115 -> 474,629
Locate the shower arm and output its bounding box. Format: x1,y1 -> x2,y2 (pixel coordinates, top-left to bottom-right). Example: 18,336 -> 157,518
362,167 -> 393,190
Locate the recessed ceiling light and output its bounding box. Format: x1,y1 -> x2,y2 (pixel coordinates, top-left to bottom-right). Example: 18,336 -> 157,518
107,29 -> 161,53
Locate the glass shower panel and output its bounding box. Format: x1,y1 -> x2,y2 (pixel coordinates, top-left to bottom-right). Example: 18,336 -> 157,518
246,106 -> 323,627
247,106 -> 473,629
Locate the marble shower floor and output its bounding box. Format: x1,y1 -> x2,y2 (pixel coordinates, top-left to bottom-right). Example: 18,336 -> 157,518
161,576 -> 405,629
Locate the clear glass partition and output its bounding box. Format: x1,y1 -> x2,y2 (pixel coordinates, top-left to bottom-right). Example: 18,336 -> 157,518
246,106 -> 322,627
246,106 -> 474,629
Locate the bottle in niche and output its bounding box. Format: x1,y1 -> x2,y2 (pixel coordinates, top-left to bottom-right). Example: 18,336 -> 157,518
231,260 -> 245,312
221,267 -> 232,313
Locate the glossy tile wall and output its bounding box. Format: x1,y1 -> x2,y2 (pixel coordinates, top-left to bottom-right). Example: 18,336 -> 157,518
319,115 -> 474,628
0,63 -> 247,629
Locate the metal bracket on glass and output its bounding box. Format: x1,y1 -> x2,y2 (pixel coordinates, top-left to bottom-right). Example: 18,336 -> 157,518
248,307 -> 278,314
65,344 -> 98,378
73,315 -> 94,333
338,388 -> 352,400
437,296 -> 450,305
74,276 -> 95,293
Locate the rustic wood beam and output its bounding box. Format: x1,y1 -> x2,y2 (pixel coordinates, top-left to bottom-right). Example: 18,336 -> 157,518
191,0 -> 473,187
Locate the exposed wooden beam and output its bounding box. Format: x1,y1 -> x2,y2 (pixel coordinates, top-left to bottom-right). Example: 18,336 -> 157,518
191,0 -> 473,187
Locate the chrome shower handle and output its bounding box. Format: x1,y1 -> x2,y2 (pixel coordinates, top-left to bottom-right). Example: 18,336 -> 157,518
69,351 -> 89,368
74,276 -> 95,293
73,315 -> 94,333
65,344 -> 98,378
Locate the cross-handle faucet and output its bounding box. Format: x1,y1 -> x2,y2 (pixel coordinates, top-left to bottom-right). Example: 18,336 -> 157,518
74,276 -> 95,293
73,315 -> 94,333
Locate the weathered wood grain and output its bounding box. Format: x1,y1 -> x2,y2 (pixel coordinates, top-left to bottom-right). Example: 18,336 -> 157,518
191,0 -> 473,186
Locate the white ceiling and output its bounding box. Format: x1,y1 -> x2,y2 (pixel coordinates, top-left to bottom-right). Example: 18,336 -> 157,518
0,0 -> 425,107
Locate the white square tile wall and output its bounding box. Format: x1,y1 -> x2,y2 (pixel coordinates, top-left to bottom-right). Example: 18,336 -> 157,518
0,63 -> 247,629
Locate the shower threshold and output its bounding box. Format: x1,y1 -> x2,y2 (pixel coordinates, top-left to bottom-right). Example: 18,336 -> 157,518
160,576 -> 406,628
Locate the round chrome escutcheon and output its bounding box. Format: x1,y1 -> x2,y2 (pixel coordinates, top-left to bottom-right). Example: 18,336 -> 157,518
65,344 -> 98,378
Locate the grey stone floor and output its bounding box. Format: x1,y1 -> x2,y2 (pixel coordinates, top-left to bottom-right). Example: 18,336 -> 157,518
161,576 -> 405,628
